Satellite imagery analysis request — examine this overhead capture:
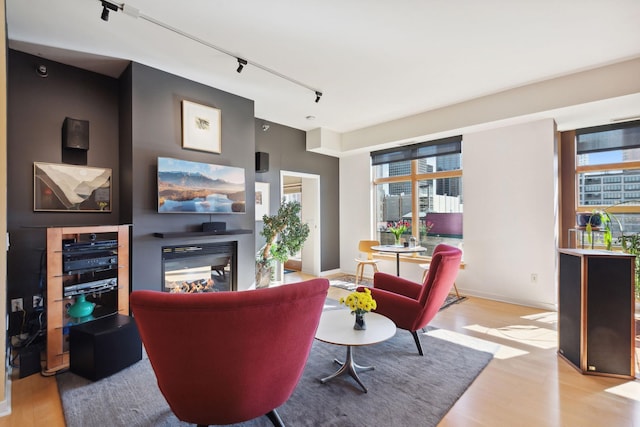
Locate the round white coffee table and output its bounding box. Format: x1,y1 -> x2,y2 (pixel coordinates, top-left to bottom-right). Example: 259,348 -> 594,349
315,309 -> 396,393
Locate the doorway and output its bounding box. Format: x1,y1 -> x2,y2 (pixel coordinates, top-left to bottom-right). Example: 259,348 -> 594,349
280,171 -> 321,277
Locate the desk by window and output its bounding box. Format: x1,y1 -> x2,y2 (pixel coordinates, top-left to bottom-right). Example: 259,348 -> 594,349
371,245 -> 426,276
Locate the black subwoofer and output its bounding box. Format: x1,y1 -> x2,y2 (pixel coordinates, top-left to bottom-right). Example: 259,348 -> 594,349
70,314 -> 142,381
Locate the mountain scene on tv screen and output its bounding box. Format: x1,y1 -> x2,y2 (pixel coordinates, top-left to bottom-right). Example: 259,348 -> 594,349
158,159 -> 246,213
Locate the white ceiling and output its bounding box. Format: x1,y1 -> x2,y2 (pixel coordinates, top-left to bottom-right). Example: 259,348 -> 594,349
6,0 -> 640,148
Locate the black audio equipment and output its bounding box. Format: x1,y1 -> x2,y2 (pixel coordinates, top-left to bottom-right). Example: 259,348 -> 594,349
63,253 -> 117,274
256,152 -> 269,172
558,250 -> 635,378
202,221 -> 226,232
19,346 -> 42,378
63,278 -> 118,297
62,117 -> 90,150
70,315 -> 142,381
63,240 -> 118,251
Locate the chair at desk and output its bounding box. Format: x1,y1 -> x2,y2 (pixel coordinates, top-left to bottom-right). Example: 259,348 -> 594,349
354,240 -> 380,285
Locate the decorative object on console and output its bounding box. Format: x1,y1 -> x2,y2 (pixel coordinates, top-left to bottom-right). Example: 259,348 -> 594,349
181,100 -> 221,153
255,182 -> 270,220
256,200 -> 310,288
157,157 -> 245,214
339,287 -> 377,330
67,294 -> 96,319
34,162 -> 111,212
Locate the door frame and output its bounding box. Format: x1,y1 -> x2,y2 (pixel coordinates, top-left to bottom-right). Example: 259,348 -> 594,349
280,170 -> 321,276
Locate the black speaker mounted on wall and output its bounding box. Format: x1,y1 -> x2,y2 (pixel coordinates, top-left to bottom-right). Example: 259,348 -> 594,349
256,152 -> 269,173
62,117 -> 90,150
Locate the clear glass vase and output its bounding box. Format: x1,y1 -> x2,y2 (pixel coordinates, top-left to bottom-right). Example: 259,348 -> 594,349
354,312 -> 366,330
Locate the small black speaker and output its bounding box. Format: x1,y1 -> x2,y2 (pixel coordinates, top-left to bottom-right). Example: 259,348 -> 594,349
202,222 -> 226,232
256,152 -> 269,173
62,117 -> 90,150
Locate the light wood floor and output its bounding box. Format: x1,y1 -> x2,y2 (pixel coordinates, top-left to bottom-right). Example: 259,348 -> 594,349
2,273 -> 638,427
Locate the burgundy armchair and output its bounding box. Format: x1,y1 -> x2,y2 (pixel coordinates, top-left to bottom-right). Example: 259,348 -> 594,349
364,244 -> 462,356
130,278 -> 329,427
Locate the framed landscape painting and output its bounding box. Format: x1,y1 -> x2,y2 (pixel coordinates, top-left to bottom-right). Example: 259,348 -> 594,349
182,100 -> 222,153
34,162 -> 112,212
157,157 -> 246,214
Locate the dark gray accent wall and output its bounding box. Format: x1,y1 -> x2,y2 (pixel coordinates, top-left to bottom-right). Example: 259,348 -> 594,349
6,48 -> 340,317
123,63 -> 257,291
6,50 -> 120,306
255,120 -> 340,271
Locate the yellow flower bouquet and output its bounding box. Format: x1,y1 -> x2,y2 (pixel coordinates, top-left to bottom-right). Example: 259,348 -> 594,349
339,287 -> 377,330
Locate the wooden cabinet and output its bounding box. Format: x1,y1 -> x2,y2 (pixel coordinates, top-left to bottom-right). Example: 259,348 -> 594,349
45,225 -> 130,373
558,249 -> 636,378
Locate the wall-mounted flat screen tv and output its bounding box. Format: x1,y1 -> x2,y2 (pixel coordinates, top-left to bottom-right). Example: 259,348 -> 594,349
157,157 -> 246,214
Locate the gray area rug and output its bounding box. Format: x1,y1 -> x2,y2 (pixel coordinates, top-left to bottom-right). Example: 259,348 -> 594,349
329,274 -> 372,290
58,320 -> 495,427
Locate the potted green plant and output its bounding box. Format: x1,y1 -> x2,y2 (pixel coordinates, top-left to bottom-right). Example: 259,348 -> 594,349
256,200 -> 310,287
618,233 -> 640,300
584,210 -> 614,250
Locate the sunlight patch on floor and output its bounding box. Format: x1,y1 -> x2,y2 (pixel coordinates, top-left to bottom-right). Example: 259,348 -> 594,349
521,311 -> 557,325
605,381 -> 640,402
463,324 -> 557,350
425,328 -> 508,356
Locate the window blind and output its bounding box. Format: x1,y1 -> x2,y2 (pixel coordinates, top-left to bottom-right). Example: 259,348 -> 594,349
370,135 -> 462,166
576,120 -> 640,154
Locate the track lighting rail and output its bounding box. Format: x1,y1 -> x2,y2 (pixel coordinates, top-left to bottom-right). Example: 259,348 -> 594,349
98,0 -> 323,103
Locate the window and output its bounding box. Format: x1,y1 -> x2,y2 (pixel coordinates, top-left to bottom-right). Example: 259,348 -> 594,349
576,120 -> 640,237
371,136 -> 463,255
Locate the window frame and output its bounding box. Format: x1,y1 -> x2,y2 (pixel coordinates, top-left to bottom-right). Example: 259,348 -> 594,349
372,154 -> 463,259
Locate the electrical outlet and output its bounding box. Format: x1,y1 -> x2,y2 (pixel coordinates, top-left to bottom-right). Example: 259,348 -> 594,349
531,273 -> 538,284
33,295 -> 43,309
11,298 -> 23,312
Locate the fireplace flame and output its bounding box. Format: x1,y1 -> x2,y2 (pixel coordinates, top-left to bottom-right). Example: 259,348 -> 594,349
169,278 -> 216,293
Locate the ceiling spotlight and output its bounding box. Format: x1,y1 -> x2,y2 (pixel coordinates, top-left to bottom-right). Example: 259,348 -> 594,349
237,58 -> 247,73
36,64 -> 48,78
262,124 -> 270,131
315,91 -> 323,103
100,1 -> 118,22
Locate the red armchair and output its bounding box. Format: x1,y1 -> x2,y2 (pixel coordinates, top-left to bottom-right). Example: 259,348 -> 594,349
364,244 -> 462,356
130,278 -> 329,427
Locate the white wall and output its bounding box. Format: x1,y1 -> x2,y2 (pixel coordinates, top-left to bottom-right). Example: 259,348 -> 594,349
338,152 -> 374,276
458,118 -> 558,309
339,118 -> 559,310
